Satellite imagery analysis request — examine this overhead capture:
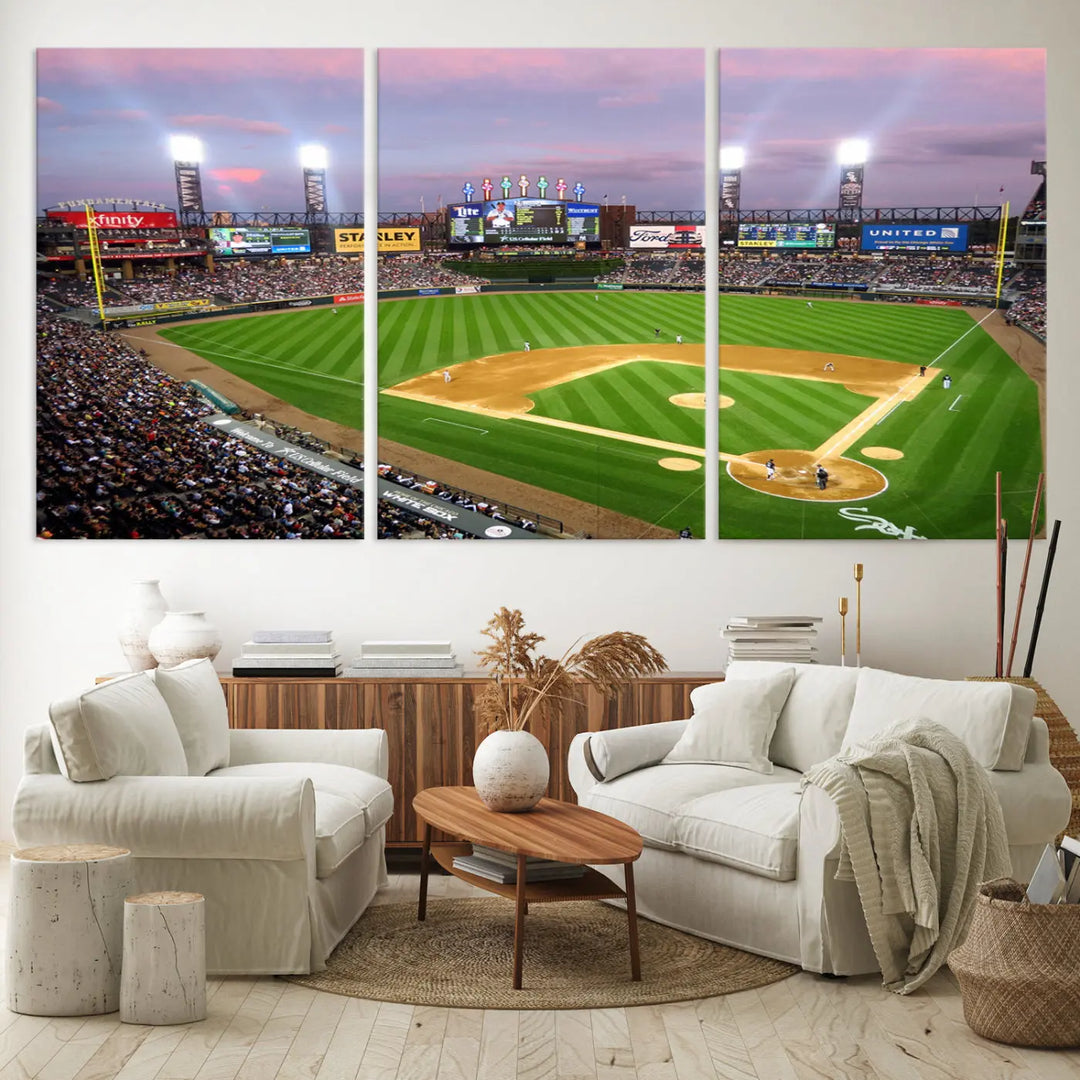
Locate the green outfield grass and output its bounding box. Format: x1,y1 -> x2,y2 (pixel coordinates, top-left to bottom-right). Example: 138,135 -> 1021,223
158,289 -> 1044,540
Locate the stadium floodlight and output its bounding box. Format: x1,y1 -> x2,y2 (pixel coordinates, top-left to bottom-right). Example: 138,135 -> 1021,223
169,134 -> 203,163
299,143 -> 329,170
720,146 -> 746,171
837,139 -> 869,165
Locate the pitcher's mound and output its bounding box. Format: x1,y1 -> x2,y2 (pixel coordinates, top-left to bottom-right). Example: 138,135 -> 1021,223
862,446 -> 904,460
728,450 -> 887,502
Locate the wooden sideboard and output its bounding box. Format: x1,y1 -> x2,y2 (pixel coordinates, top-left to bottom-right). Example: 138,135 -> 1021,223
221,674 -> 720,846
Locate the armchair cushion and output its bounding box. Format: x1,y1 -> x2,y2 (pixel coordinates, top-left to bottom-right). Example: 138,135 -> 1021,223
48,671 -> 187,781
211,762 -> 394,840
150,658 -> 230,775
662,669 -> 795,773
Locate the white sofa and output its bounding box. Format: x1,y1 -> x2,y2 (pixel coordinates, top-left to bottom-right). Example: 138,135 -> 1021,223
568,663 -> 1072,976
11,660 -> 393,976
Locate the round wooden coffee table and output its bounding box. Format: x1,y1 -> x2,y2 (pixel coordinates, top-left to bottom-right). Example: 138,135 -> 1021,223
413,786 -> 643,990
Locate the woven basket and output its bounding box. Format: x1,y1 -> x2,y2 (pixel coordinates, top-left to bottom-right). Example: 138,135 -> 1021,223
948,878 -> 1080,1047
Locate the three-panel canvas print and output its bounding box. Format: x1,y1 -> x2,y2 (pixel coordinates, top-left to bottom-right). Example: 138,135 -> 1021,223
35,48 -> 1047,540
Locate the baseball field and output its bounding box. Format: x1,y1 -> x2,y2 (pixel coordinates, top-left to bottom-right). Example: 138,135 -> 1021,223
156,289 -> 1045,540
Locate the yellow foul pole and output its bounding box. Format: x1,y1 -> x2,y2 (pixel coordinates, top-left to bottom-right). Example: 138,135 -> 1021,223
994,199 -> 1010,306
83,203 -> 108,323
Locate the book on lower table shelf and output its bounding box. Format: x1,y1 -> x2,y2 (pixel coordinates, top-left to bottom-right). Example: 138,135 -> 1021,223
451,843 -> 586,884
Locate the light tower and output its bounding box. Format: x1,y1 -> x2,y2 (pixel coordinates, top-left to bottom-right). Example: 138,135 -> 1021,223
837,139 -> 869,223
720,146 -> 745,222
169,135 -> 204,223
300,143 -> 329,220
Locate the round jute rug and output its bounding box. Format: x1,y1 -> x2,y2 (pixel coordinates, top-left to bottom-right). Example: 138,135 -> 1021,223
284,898 -> 797,1009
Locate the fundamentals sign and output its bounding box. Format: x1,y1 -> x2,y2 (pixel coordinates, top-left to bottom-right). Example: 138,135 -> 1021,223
334,228 -> 422,253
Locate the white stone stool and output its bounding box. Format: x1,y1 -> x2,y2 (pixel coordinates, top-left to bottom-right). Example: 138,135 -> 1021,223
6,844 -> 132,1015
120,891 -> 207,1025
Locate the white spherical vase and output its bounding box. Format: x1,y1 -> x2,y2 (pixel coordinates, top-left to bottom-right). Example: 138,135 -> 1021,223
117,579 -> 169,671
147,611 -> 223,670
472,729 -> 550,812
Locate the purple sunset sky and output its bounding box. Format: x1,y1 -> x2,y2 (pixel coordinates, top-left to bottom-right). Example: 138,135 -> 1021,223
36,47 -> 1045,215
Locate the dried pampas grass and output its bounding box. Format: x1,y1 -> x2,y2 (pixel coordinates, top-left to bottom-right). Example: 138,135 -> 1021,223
475,607 -> 667,734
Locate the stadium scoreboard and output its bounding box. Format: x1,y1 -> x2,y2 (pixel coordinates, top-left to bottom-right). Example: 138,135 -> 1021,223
448,199 -> 600,246
209,226 -> 311,256
738,223 -> 835,249
860,224 -> 968,252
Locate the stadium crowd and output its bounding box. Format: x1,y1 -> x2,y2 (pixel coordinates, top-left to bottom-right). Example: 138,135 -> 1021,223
377,253 -> 487,289
1005,270 -> 1046,338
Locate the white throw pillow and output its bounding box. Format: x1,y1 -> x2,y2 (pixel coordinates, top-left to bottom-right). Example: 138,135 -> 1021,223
150,658 -> 230,775
843,667 -> 1035,771
662,669 -> 795,774
724,661 -> 859,772
48,671 -> 188,781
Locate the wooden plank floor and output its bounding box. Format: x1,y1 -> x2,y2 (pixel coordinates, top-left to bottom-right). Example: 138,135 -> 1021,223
1,849 -> 1078,1079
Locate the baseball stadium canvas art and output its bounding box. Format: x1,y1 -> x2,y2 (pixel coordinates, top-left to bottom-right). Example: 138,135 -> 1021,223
34,47 -> 1046,541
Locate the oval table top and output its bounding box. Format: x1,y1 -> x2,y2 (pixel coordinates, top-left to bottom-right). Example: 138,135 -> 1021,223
413,786 -> 642,865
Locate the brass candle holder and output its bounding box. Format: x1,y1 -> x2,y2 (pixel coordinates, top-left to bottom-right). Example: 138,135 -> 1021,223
854,563 -> 864,668
839,596 -> 849,666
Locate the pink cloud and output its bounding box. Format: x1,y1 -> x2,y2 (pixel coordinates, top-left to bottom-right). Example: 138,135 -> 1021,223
379,48 -> 702,91
90,108 -> 148,121
217,184 -> 234,196
37,49 -> 363,85
323,123 -> 352,135
209,168 -> 266,184
37,96 -> 62,113
171,114 -> 289,135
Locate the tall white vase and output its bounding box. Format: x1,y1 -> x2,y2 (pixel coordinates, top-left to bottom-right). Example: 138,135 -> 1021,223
472,729 -> 550,812
147,611 -> 223,670
117,579 -> 169,671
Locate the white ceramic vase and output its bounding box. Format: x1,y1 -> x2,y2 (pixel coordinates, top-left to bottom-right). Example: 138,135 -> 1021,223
147,611 -> 223,670
117,579 -> 169,671
472,729 -> 550,812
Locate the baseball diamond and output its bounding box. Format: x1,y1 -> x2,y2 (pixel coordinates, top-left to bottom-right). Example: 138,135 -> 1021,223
151,288 -> 1044,540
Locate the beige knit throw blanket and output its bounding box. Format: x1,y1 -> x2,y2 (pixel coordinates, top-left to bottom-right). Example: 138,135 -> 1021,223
803,718 -> 1011,994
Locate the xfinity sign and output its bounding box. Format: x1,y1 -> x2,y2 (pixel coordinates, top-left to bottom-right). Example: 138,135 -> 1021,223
861,223 -> 968,252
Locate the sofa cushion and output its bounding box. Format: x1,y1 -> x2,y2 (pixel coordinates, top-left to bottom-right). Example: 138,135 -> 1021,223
48,672 -> 188,781
150,658 -> 230,775
675,782 -> 803,881
662,670 -> 795,774
311,792 -> 370,878
843,668 -> 1035,771
581,762 -> 802,850
725,661 -> 859,772
211,762 -> 394,839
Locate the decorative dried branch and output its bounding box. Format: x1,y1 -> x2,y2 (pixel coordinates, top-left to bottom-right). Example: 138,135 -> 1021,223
475,609 -> 668,733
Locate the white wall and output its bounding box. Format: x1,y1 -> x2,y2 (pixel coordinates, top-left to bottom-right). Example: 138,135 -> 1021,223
3,0 -> 1078,842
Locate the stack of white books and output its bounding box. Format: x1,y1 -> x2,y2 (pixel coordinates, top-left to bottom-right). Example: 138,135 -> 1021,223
451,844 -> 585,884
1026,835 -> 1080,904
231,630 -> 341,677
722,615 -> 823,665
343,641 -> 464,679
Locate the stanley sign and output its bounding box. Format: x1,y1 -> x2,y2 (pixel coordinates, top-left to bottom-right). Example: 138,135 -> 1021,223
334,228 -> 421,253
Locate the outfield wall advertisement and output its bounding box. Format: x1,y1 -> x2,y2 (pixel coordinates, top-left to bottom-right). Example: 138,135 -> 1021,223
333,228 -> 421,253
860,224 -> 969,252
629,225 -> 704,249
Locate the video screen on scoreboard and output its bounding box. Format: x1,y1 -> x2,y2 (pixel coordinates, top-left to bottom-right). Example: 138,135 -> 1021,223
860,224 -> 968,252
738,223 -> 836,249
448,204 -> 484,244
209,226 -> 311,256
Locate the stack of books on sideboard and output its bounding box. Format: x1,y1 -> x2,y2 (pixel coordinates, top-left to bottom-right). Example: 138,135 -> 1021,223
452,845 -> 585,884
343,641 -> 464,678
231,630 -> 341,678
723,615 -> 822,665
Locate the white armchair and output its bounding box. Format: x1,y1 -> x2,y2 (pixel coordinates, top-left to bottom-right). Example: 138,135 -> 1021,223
11,663 -> 392,975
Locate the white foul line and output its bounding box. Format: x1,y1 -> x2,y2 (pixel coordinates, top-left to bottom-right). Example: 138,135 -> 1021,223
422,418 -> 489,434
948,395 -> 963,411
876,401 -> 905,426
930,308 -> 997,365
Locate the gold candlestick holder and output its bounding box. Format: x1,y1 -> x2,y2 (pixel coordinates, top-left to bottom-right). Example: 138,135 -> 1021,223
854,563 -> 864,668
839,596 -> 849,666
